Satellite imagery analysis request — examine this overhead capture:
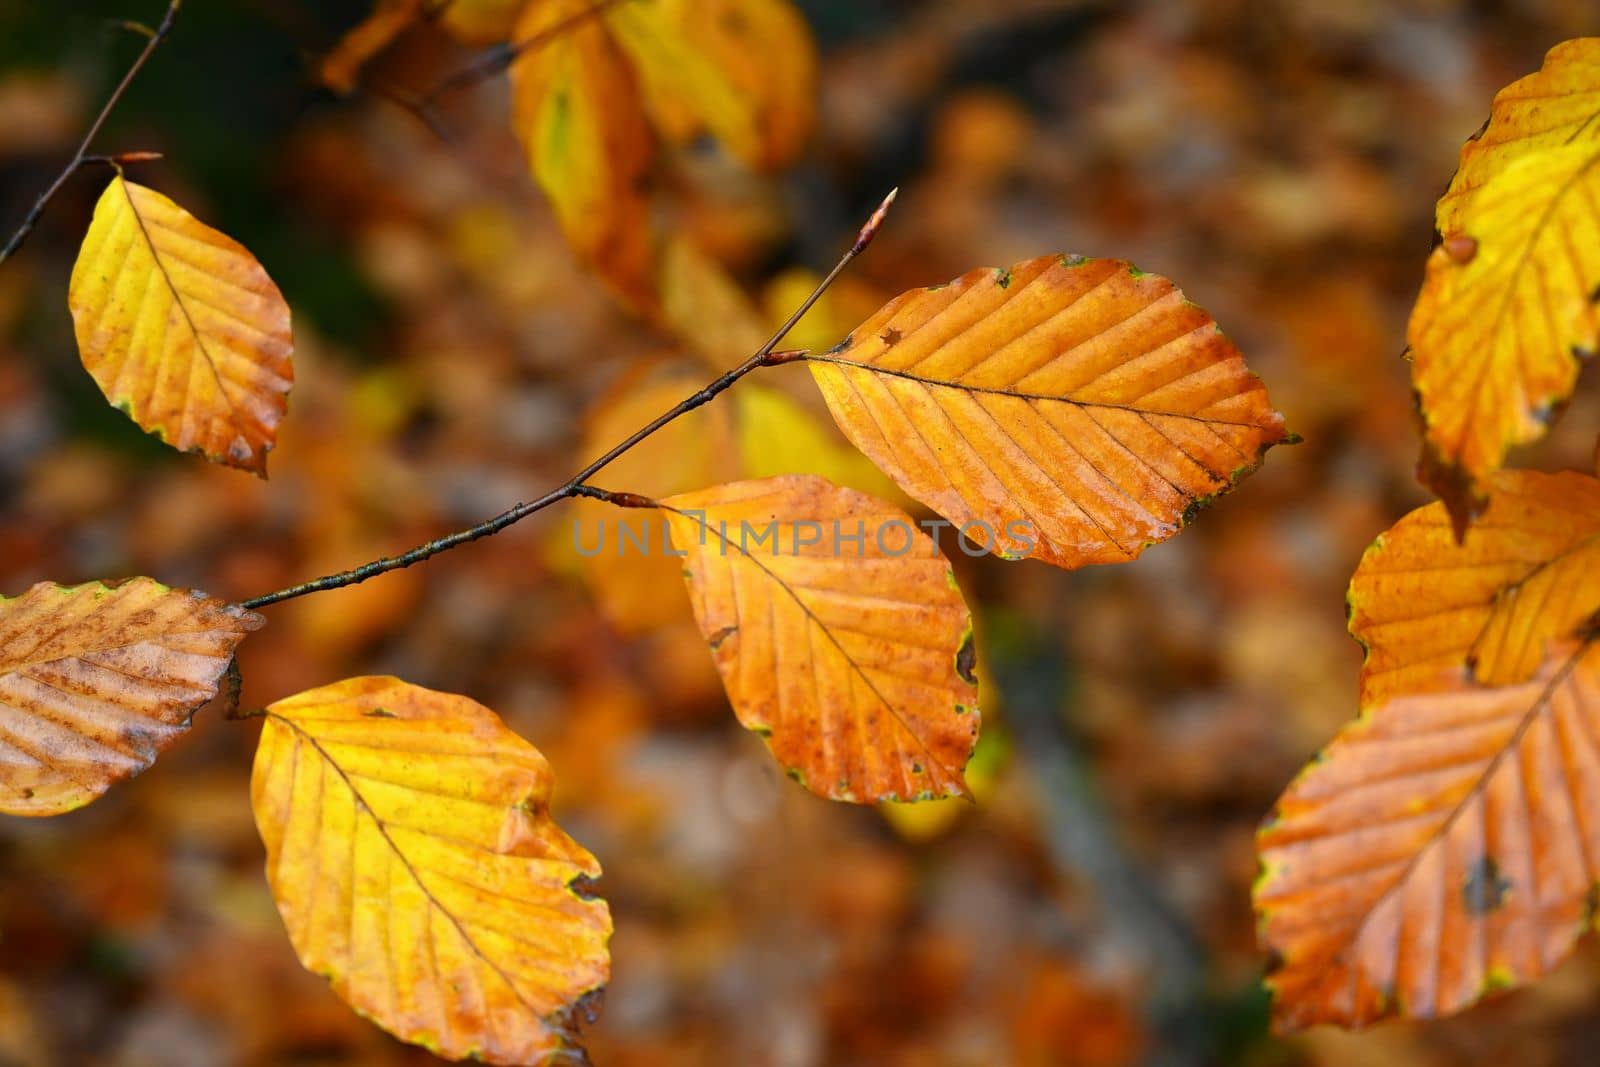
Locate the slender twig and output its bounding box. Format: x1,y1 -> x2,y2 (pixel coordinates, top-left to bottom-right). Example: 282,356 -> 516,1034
238,190 -> 899,611
418,0 -> 631,109
0,0 -> 182,267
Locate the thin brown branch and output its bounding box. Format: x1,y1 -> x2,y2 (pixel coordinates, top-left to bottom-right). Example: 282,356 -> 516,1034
237,189 -> 900,611
0,0 -> 182,267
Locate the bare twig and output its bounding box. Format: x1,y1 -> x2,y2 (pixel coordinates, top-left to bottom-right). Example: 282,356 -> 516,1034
0,1 -> 182,267
236,190 -> 898,611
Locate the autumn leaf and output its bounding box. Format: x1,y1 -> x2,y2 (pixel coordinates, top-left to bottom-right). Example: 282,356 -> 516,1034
1350,469 -> 1600,707
1256,636 -> 1600,1031
439,0 -> 526,45
658,234 -> 770,372
661,475 -> 979,803
68,177 -> 294,475
252,677 -> 611,1065
509,0 -> 657,310
317,0 -> 425,94
0,578 -> 261,816
1409,141 -> 1600,528
603,0 -> 816,169
806,254 -> 1290,568
1436,38 -> 1600,234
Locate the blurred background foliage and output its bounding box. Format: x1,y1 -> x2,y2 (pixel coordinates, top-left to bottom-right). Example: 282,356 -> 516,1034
3,1 -> 1600,1065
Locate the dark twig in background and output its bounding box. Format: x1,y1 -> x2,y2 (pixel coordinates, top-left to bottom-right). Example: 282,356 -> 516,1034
0,0 -> 182,266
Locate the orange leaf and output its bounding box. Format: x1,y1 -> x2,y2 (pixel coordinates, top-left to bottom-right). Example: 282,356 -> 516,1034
253,677 -> 611,1065
0,578 -> 261,815
1257,637 -> 1600,1030
317,0 -> 425,94
1409,140 -> 1600,528
1436,38 -> 1600,235
808,255 -> 1290,568
1351,470 -> 1600,706
68,177 -> 295,474
509,0 -> 657,311
661,476 -> 979,802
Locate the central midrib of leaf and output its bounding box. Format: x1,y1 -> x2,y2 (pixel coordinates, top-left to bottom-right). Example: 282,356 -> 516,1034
804,353 -> 1279,431
118,180 -> 248,436
268,713 -> 559,1026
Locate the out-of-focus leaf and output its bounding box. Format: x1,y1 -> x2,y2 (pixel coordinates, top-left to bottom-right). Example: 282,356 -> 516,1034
1409,142 -> 1600,529
808,255 -> 1289,568
252,676 -> 611,1065
510,0 -> 657,310
439,0 -> 525,44
1350,470 -> 1600,706
68,178 -> 294,475
0,578 -> 261,816
317,0 -> 425,94
658,235 -> 768,371
1436,38 -> 1600,234
662,475 -> 979,802
733,384 -> 899,501
604,0 -> 815,169
1257,638 -> 1600,1030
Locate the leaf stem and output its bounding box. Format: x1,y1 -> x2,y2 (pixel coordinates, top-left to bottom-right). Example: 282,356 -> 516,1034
237,189 -> 899,611
0,0 -> 182,267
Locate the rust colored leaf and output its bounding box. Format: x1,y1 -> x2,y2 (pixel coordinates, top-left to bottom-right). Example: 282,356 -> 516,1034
68,177 -> 294,474
0,578 -> 261,816
1436,38 -> 1600,235
662,476 -> 979,803
253,677 -> 611,1065
317,0 -> 426,94
1409,140 -> 1600,529
509,0 -> 657,311
1257,638 -> 1600,1030
1351,470 -> 1600,706
808,255 -> 1290,568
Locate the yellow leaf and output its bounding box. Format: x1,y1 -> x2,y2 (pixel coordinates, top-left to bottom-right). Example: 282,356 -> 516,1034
1409,141 -> 1600,525
1257,638 -> 1600,1030
0,578 -> 261,816
510,0 -> 657,311
733,383 -> 900,501
253,677 -> 611,1065
604,0 -> 816,169
662,476 -> 979,802
807,255 -> 1290,568
762,266 -> 886,356
1350,469 -> 1600,706
68,177 -> 295,474
1437,38 -> 1600,234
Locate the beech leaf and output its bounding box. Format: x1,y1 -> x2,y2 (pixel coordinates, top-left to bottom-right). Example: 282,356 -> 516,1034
1257,637 -> 1600,1030
1350,470 -> 1600,707
661,475 -> 979,803
252,677 -> 611,1066
0,578 -> 261,816
68,177 -> 294,475
1409,141 -> 1600,528
807,255 -> 1290,568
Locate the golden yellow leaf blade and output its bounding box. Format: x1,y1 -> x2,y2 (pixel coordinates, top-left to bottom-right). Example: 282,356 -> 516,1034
1351,470 -> 1600,706
253,677 -> 611,1066
662,476 -> 979,803
604,0 -> 816,169
439,0 -> 525,44
808,255 -> 1289,569
68,177 -> 294,474
1410,143 -> 1600,522
1437,38 -> 1600,234
0,578 -> 261,816
510,0 -> 657,311
1257,639 -> 1600,1031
